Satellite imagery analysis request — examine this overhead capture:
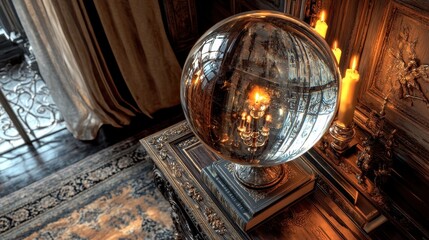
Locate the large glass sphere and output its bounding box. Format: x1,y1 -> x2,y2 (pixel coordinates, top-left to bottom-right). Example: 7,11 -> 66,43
181,11 -> 340,167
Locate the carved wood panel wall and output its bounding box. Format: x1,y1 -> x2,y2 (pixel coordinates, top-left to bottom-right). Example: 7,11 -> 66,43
362,1 -> 429,147
159,0 -> 199,65
329,0 -> 429,238
358,0 -> 429,180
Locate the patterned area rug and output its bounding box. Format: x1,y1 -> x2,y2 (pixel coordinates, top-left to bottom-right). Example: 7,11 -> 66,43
0,136 -> 176,240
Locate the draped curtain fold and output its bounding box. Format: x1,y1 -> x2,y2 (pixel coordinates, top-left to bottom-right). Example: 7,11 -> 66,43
93,0 -> 182,115
13,0 -> 181,140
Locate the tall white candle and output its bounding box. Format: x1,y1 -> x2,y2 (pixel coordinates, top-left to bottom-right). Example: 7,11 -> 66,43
314,11 -> 328,38
332,41 -> 342,64
337,56 -> 360,127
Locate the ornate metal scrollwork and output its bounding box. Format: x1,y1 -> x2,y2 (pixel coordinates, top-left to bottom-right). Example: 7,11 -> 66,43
0,62 -> 64,154
356,97 -> 396,191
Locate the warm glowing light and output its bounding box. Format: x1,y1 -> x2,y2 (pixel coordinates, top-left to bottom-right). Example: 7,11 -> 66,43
261,114 -> 272,135
192,69 -> 202,85
249,86 -> 270,106
246,115 -> 252,132
320,11 -> 326,22
351,56 -> 358,70
248,86 -> 271,118
332,41 -> 342,64
314,10 -> 328,38
255,93 -> 261,103
337,56 -> 360,127
241,112 -> 247,119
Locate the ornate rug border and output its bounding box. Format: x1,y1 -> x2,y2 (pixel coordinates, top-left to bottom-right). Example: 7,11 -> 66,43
0,136 -> 150,237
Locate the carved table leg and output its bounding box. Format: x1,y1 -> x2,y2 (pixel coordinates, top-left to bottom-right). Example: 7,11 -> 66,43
153,167 -> 206,240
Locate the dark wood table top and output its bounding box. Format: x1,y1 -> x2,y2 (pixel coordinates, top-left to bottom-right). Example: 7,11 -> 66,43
141,121 -> 368,240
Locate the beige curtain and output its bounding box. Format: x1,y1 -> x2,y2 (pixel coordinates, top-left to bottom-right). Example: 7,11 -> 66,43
13,0 -> 181,140
93,0 -> 181,115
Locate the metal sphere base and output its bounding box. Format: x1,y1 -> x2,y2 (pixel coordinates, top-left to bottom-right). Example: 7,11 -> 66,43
235,164 -> 285,189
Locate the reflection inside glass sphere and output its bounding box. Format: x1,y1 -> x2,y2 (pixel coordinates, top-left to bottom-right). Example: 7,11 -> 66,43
181,11 -> 340,171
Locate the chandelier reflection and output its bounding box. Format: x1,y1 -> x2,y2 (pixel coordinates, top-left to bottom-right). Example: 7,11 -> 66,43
238,86 -> 271,151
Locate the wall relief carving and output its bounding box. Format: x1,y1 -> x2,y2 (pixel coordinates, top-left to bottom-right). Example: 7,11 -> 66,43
352,1 -> 429,237
388,26 -> 429,106
360,1 -> 429,147
371,5 -> 429,112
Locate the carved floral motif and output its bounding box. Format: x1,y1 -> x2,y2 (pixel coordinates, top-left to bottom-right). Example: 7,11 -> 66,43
147,122 -> 230,237
204,207 -> 227,235
177,136 -> 199,148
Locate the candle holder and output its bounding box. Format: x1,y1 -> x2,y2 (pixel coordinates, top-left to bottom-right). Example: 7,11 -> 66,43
329,121 -> 356,152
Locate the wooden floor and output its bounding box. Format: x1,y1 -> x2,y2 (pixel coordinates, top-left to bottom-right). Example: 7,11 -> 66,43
0,105 -> 184,198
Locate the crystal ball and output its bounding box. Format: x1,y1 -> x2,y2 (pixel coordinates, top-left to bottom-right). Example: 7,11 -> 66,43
181,11 -> 340,166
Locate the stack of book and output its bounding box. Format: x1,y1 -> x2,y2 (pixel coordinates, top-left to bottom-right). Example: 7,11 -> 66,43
202,157 -> 316,231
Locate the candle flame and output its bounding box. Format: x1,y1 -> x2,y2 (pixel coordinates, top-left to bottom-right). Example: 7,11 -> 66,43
320,11 -> 326,22
248,86 -> 270,105
255,93 -> 261,103
333,41 -> 337,49
351,56 -> 358,70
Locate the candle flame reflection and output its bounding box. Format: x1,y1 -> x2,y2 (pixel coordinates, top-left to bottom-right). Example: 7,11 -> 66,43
248,86 -> 270,106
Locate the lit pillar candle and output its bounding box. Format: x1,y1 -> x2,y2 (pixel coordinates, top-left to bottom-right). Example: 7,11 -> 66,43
314,10 -> 328,38
245,115 -> 252,132
332,41 -> 342,64
238,112 -> 247,132
261,114 -> 272,136
337,56 -> 360,127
